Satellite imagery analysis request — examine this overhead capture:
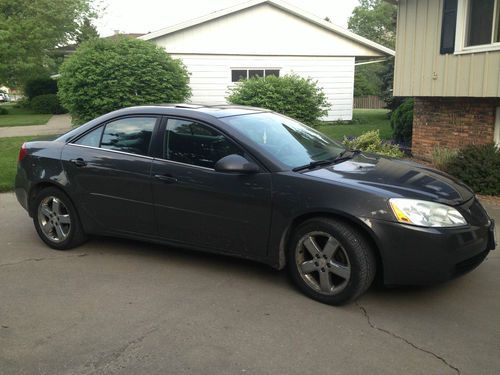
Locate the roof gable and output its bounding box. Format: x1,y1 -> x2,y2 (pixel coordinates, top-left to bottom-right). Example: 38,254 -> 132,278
140,0 -> 394,57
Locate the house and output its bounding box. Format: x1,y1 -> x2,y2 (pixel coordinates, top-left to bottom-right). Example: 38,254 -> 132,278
139,0 -> 394,121
389,0 -> 500,159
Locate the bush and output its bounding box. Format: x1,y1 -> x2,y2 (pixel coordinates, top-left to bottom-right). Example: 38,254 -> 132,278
343,130 -> 404,158
24,77 -> 58,101
30,94 -> 67,114
443,144 -> 500,196
58,37 -> 191,124
227,74 -> 330,125
14,98 -> 31,109
390,98 -> 413,144
431,146 -> 458,170
0,107 -> 8,115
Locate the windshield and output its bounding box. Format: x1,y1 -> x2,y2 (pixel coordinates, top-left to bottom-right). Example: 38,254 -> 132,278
221,112 -> 345,169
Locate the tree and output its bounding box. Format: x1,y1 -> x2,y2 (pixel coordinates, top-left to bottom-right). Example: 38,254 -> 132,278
348,0 -> 397,49
58,37 -> 191,124
0,0 -> 96,88
227,74 -> 330,125
348,0 -> 397,103
353,64 -> 384,97
76,18 -> 99,44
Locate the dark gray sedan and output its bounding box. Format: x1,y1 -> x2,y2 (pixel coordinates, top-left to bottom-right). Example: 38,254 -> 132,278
15,105 -> 496,305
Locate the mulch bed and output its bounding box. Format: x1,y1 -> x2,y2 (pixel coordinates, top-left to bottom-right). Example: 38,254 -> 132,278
477,195 -> 500,206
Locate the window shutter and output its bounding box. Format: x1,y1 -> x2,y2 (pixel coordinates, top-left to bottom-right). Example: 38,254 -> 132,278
440,0 -> 458,54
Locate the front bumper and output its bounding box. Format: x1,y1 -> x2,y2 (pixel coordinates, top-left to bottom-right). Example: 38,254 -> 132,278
370,200 -> 495,286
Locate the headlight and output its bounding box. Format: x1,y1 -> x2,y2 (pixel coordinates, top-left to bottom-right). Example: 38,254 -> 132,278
389,198 -> 467,227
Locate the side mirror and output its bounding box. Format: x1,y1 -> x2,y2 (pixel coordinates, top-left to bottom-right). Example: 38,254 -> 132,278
214,154 -> 260,174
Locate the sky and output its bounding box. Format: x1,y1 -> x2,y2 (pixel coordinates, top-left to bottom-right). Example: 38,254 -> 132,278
95,0 -> 360,37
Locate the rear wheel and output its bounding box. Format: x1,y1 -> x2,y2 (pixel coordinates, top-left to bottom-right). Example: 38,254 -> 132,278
33,187 -> 87,250
287,218 -> 376,305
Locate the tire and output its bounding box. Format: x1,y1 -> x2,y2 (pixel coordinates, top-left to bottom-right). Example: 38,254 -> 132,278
287,217 -> 376,305
32,187 -> 87,250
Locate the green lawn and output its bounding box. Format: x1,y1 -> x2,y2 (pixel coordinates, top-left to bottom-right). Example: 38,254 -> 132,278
317,109 -> 392,140
0,136 -> 40,191
0,103 -> 51,127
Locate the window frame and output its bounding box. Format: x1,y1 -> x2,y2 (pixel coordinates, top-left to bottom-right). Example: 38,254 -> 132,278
454,0 -> 500,54
69,115 -> 160,159
158,116 -> 251,171
230,68 -> 281,83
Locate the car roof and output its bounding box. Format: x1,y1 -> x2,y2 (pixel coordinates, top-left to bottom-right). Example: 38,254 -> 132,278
56,104 -> 272,148
121,104 -> 269,118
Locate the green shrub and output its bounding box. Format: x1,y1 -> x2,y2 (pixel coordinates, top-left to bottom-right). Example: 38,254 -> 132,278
227,74 -> 330,125
24,77 -> 58,101
0,107 -> 8,115
14,98 -> 31,109
431,146 -> 458,170
30,94 -> 67,114
58,37 -> 191,124
390,98 -> 413,144
444,144 -> 500,196
343,130 -> 404,158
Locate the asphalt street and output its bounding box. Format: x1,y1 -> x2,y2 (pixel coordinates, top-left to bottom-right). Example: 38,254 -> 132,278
0,192 -> 499,375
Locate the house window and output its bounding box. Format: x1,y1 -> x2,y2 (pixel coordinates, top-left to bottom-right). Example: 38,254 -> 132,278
465,0 -> 500,46
231,69 -> 280,82
447,0 -> 500,54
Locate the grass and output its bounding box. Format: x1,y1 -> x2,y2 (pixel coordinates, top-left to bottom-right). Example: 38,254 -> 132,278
317,109 -> 392,141
0,135 -> 54,192
0,103 -> 52,127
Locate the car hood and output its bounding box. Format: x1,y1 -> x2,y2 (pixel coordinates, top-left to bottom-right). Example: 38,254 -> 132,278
304,153 -> 474,206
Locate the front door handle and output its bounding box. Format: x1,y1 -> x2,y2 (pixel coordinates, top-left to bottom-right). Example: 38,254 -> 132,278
70,158 -> 87,167
154,174 -> 178,183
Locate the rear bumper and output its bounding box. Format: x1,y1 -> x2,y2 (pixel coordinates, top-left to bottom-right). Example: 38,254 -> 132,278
371,218 -> 494,286
14,164 -> 30,213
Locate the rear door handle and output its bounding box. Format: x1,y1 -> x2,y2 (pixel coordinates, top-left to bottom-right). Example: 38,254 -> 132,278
70,158 -> 87,167
154,174 -> 178,183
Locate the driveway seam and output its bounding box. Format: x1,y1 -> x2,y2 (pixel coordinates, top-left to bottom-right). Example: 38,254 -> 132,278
355,301 -> 461,374
0,253 -> 87,267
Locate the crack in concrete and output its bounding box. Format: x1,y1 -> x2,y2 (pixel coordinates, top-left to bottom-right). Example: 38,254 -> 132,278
82,327 -> 158,374
0,253 -> 88,267
356,302 -> 460,374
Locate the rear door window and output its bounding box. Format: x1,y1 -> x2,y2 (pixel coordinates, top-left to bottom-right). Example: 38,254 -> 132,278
100,117 -> 157,156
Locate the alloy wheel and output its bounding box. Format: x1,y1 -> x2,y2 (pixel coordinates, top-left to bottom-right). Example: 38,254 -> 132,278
295,231 -> 351,295
37,196 -> 71,243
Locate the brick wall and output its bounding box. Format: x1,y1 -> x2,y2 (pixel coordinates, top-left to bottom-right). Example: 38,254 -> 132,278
412,97 -> 500,159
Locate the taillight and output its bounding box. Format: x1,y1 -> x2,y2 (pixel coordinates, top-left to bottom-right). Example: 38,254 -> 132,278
18,143 -> 28,162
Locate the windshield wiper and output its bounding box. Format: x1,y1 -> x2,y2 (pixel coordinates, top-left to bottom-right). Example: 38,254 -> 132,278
292,159 -> 336,172
332,149 -> 361,163
292,150 -> 361,172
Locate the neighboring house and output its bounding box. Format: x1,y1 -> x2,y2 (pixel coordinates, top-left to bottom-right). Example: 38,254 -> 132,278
389,0 -> 500,159
140,0 -> 394,121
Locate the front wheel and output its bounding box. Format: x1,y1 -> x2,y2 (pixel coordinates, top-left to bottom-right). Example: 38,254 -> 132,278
287,218 -> 376,305
33,187 -> 87,250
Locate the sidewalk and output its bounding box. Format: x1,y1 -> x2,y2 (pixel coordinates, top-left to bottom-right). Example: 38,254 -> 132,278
0,114 -> 72,138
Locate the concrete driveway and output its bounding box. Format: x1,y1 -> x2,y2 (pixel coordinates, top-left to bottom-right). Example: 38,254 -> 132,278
0,192 -> 498,375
